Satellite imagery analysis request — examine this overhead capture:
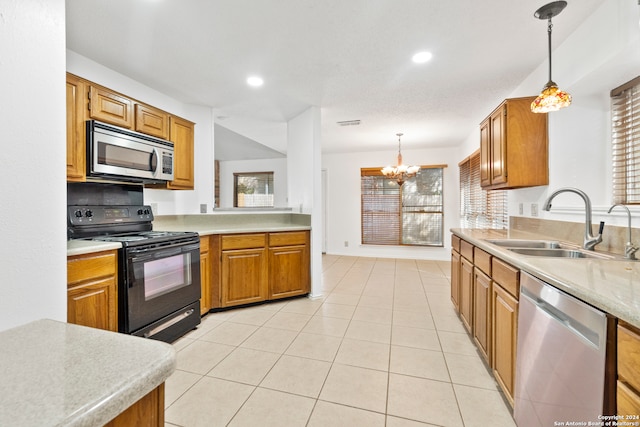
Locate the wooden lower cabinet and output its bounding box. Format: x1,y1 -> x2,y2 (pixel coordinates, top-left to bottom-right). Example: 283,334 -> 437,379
206,231 -> 311,310
459,256 -> 474,333
221,247 -> 268,307
67,250 -> 118,332
268,231 -> 310,299
199,236 -> 211,315
618,322 -> 640,415
450,249 -> 461,312
492,282 -> 518,406
105,384 -> 164,427
473,268 -> 492,363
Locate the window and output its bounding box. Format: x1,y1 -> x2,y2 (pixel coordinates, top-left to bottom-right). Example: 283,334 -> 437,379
361,166 -> 445,246
459,151 -> 507,229
612,75 -> 640,204
233,172 -> 274,207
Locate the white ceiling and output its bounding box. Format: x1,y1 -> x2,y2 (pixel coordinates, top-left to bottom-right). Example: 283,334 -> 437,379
65,0 -> 604,157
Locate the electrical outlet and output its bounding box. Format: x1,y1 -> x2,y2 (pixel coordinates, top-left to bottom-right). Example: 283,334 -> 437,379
200,204 -> 208,213
531,203 -> 538,217
519,203 -> 524,215
344,241 -> 349,247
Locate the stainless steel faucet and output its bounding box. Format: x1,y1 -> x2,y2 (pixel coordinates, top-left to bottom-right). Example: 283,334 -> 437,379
607,204 -> 638,260
542,187 -> 604,251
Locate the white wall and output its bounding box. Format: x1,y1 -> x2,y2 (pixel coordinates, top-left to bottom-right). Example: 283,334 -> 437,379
218,158 -> 288,209
288,107 -> 323,297
66,51 -> 215,215
458,0 -> 640,230
0,0 -> 67,331
323,146 -> 459,261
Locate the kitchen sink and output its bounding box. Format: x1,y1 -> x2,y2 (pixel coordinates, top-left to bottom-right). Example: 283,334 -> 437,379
507,248 -> 613,259
485,239 -> 562,249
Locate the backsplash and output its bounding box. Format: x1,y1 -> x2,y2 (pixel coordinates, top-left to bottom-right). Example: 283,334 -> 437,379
510,216 -> 640,257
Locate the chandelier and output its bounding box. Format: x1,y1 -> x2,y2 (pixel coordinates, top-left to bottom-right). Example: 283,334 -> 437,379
531,1 -> 572,113
381,133 -> 420,185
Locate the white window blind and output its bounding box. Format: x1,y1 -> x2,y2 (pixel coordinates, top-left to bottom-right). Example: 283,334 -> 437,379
612,75 -> 640,204
361,166 -> 446,246
459,151 -> 507,229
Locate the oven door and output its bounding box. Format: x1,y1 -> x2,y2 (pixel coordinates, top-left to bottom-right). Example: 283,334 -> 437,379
124,240 -> 201,334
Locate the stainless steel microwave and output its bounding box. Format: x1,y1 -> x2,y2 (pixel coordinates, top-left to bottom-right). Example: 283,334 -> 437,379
87,120 -> 174,183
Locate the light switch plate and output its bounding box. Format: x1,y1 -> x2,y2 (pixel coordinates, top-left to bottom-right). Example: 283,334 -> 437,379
531,203 -> 538,217
519,203 -> 524,215
200,204 -> 208,213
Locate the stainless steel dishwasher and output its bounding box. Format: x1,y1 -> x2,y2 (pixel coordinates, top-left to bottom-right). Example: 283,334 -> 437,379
514,272 -> 613,426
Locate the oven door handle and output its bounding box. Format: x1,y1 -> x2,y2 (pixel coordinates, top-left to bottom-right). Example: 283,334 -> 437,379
129,243 -> 199,261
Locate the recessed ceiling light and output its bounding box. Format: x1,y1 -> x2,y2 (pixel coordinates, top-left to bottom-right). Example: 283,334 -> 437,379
247,76 -> 264,87
412,51 -> 433,64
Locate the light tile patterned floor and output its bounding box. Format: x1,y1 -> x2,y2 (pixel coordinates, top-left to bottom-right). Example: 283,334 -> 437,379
164,255 -> 517,427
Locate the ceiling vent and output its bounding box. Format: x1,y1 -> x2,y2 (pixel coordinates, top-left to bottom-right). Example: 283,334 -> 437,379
337,120 -> 361,126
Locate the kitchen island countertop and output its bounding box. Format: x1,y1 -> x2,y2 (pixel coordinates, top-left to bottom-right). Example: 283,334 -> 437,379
451,228 -> 640,329
0,319 -> 176,427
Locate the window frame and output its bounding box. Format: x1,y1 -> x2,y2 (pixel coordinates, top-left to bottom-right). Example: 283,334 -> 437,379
233,171 -> 275,208
611,75 -> 640,205
360,165 -> 447,247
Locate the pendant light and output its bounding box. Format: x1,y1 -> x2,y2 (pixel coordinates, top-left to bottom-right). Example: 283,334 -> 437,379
381,133 -> 420,185
531,1 -> 572,113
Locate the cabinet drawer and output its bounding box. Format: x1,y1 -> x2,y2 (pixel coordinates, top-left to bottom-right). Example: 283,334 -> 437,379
474,248 -> 491,275
269,231 -> 308,247
451,234 -> 461,252
492,258 -> 519,298
618,380 -> 640,415
460,240 -> 474,261
67,251 -> 117,286
618,323 -> 640,393
199,235 -> 210,252
221,234 -> 266,250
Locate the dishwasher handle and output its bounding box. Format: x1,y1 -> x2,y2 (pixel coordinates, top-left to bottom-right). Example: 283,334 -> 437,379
520,272 -> 607,351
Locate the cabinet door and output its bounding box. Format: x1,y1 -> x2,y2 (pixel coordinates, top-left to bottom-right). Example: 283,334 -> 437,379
67,250 -> 118,332
459,256 -> 474,333
167,116 -> 195,190
66,74 -> 86,182
450,250 -> 461,312
67,276 -> 117,332
221,248 -> 268,307
199,236 -> 211,315
490,106 -> 507,185
135,104 -> 169,140
492,283 -> 518,406
105,383 -> 164,427
479,119 -> 491,187
269,245 -> 310,299
89,85 -> 133,128
473,268 -> 492,364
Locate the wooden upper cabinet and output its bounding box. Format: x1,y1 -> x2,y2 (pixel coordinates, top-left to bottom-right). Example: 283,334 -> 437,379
89,85 -> 134,129
480,97 -> 548,190
167,116 -> 195,190
66,74 -> 86,182
135,104 -> 170,140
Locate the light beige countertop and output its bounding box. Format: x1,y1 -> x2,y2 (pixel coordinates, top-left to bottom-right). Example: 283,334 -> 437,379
0,319 -> 176,427
451,228 -> 640,329
67,239 -> 121,256
151,212 -> 311,236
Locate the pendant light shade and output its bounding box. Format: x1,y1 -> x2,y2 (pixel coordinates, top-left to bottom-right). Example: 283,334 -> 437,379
531,1 -> 572,113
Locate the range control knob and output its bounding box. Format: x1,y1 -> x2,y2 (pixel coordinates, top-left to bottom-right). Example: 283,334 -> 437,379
85,210 -> 93,218
74,210 -> 82,218
144,209 -> 151,215
137,209 -> 144,215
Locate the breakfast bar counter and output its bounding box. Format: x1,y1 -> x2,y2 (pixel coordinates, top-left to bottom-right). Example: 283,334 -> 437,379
0,319 -> 176,427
